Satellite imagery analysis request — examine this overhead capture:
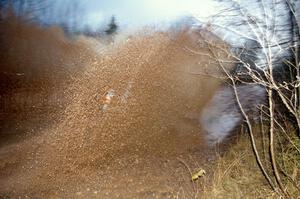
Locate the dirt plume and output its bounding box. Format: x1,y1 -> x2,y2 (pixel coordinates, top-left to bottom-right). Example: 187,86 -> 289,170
0,18 -> 231,198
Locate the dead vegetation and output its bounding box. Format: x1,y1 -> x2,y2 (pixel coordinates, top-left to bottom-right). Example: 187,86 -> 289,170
196,1 -> 300,197
201,124 -> 300,199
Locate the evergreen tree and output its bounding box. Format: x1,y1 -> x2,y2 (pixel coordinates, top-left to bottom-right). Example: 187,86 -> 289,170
105,16 -> 118,35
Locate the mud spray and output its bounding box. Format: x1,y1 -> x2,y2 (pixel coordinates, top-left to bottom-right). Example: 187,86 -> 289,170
0,18 -> 231,198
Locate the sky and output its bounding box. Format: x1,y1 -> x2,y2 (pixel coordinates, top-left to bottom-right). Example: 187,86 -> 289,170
83,0 -> 217,26
16,0 -> 218,31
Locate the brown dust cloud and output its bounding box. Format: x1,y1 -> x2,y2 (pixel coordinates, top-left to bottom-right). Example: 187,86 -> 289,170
0,17 -> 231,198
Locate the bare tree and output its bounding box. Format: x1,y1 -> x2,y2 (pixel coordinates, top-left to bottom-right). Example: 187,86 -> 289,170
198,0 -> 300,197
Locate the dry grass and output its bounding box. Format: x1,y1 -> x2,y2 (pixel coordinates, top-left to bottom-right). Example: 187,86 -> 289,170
201,124 -> 300,199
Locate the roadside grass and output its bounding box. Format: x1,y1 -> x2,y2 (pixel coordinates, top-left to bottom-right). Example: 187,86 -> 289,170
201,124 -> 300,199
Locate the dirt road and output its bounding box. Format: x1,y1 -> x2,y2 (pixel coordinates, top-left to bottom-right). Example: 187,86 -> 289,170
0,21 -> 229,198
